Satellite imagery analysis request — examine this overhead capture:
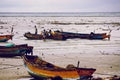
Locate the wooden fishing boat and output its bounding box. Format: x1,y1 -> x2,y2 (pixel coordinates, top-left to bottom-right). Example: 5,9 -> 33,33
0,34 -> 13,42
24,32 -> 67,40
0,44 -> 33,57
23,55 -> 96,80
55,30 -> 110,40
24,32 -> 43,40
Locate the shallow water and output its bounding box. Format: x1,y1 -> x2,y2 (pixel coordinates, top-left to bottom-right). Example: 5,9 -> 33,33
0,17 -> 120,55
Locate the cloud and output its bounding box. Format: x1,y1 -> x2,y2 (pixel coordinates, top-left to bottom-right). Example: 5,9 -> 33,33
0,0 -> 120,12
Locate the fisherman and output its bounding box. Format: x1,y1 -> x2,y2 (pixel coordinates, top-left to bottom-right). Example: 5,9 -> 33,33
42,29 -> 46,39
11,27 -> 14,34
34,25 -> 38,34
77,61 -> 80,68
48,29 -> 52,37
89,32 -> 94,39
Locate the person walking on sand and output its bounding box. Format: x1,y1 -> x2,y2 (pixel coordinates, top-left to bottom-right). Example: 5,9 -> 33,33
34,25 -> 38,34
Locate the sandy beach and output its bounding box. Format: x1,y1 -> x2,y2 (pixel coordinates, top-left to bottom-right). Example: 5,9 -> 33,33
0,16 -> 120,80
0,54 -> 120,80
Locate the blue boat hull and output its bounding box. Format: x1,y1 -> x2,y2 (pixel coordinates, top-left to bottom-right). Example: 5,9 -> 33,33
55,31 -> 110,40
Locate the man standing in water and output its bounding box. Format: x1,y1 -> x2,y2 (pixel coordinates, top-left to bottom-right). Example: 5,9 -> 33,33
34,25 -> 38,34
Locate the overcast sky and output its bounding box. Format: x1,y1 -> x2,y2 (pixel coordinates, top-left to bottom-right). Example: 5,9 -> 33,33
0,0 -> 120,12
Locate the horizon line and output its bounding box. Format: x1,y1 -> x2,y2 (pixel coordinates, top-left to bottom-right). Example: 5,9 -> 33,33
0,12 -> 120,13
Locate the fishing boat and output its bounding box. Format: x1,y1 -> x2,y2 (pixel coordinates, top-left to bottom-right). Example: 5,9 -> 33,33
24,32 -> 67,40
23,55 -> 96,80
0,34 -> 13,42
54,30 -> 110,40
24,32 -> 43,40
0,44 -> 33,57
24,26 -> 66,40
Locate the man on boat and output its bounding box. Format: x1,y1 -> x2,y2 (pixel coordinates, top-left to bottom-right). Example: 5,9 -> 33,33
48,29 -> 52,37
89,32 -> 94,39
42,29 -> 47,39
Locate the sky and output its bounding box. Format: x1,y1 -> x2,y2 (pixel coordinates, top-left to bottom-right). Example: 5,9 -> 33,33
0,0 -> 120,12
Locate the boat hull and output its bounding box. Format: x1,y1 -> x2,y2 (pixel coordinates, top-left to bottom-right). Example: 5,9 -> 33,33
0,44 -> 33,57
23,55 -> 96,79
24,32 -> 67,40
0,51 -> 24,57
0,35 -> 13,42
55,31 -> 110,40
0,38 -> 9,42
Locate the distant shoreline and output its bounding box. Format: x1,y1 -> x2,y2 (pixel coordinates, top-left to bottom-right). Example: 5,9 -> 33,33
0,12 -> 120,17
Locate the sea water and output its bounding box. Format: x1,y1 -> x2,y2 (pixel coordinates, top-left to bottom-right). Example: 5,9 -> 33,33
0,12 -> 120,17
0,12 -> 120,55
